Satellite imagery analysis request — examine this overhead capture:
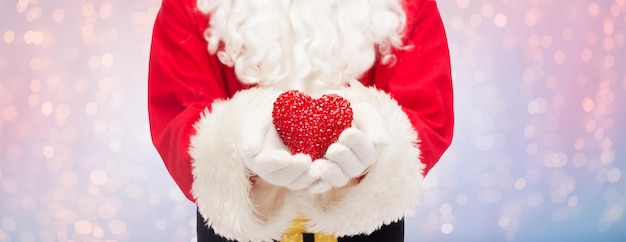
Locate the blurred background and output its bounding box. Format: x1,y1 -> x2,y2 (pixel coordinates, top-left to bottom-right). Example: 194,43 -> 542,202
1,0 -> 625,241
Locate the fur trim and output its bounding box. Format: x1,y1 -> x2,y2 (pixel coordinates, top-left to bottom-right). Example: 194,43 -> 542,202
299,82 -> 425,236
189,87 -> 299,242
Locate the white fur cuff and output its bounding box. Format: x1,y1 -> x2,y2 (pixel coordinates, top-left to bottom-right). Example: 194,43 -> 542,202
300,82 -> 425,237
189,87 -> 297,242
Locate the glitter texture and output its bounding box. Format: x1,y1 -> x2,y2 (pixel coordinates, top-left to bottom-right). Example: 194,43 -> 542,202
272,90 -> 353,160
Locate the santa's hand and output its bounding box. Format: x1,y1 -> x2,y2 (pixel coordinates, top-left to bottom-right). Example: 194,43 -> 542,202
306,159 -> 348,194
308,102 -> 389,194
239,108 -> 316,189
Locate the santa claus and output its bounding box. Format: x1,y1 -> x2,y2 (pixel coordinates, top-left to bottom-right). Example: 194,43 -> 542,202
148,0 -> 453,241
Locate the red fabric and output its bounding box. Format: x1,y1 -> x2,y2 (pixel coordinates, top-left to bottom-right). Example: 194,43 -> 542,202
365,0 -> 455,176
148,0 -> 454,202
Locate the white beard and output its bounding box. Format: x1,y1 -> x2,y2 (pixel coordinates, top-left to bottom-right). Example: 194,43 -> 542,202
197,0 -> 407,95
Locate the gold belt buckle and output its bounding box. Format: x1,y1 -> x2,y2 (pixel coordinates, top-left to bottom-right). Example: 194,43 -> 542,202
281,217 -> 337,242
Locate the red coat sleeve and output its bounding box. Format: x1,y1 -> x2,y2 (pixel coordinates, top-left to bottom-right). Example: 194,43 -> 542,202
148,0 -> 242,201
368,0 -> 454,176
302,3 -> 452,230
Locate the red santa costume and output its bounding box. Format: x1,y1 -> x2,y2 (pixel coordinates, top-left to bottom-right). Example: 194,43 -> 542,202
148,0 -> 453,241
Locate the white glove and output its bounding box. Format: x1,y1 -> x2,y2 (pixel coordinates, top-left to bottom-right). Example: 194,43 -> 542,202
308,102 -> 389,194
238,107 -> 317,190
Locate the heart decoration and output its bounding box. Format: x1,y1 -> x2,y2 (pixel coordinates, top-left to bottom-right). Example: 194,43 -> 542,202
272,90 -> 353,160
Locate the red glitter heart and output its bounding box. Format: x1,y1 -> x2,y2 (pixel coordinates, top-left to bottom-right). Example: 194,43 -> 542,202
272,90 -> 353,160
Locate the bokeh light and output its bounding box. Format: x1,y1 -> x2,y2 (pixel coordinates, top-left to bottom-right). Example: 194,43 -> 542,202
1,0 -> 625,241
